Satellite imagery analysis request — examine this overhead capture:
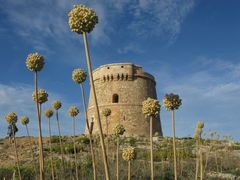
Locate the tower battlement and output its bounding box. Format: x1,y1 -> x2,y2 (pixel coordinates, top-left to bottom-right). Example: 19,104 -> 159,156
92,63 -> 156,83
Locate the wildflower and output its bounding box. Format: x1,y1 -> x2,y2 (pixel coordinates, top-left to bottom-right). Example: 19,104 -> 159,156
113,124 -> 125,136
163,93 -> 182,111
197,121 -> 204,129
72,68 -> 87,84
44,108 -> 54,118
26,52 -> 45,72
68,4 -> 98,34
142,97 -> 160,117
21,116 -> 29,125
52,100 -> 62,110
122,146 -> 136,161
5,112 -> 17,124
32,89 -> 48,104
102,108 -> 111,117
68,106 -> 79,117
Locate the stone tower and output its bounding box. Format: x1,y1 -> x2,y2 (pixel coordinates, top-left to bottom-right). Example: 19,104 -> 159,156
85,63 -> 162,137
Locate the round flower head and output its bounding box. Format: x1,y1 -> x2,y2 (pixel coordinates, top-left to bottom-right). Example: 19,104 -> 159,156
72,68 -> 87,84
102,108 -> 111,117
122,146 -> 136,161
113,124 -> 125,136
142,97 -> 160,117
21,116 -> 29,125
5,112 -> 17,124
194,127 -> 202,139
68,106 -> 79,117
163,93 -> 182,111
197,121 -> 204,129
32,89 -> 48,104
68,4 -> 98,34
52,100 -> 62,110
44,108 -> 54,118
26,52 -> 45,72
209,131 -> 214,139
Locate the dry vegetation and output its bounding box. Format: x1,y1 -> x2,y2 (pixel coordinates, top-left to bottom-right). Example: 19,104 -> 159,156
0,135 -> 240,179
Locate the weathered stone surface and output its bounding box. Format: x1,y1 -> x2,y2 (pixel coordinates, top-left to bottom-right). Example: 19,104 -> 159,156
85,63 -> 163,137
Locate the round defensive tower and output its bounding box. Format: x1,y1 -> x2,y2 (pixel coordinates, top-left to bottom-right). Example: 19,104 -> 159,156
85,63 -> 162,137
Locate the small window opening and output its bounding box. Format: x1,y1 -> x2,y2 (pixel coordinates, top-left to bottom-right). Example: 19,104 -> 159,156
117,74 -> 120,80
107,67 -> 110,69
121,66 -> 124,68
112,94 -> 119,103
121,74 -> 124,80
126,74 -> 128,80
103,76 -> 106,82
107,75 -> 110,81
111,74 -> 113,81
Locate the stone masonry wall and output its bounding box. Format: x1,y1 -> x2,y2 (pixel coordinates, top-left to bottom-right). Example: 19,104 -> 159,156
85,63 -> 162,137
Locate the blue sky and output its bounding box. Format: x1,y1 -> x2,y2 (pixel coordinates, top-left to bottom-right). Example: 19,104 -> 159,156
0,0 -> 240,140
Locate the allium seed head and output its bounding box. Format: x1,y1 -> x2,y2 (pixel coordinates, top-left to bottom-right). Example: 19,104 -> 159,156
122,146 -> 136,161
26,52 -> 45,72
21,116 -> 29,125
32,89 -> 48,104
68,4 -> 98,34
5,112 -> 17,124
102,108 -> 111,117
68,106 -> 79,117
163,93 -> 182,111
142,97 -> 160,117
197,121 -> 204,129
113,124 -> 125,136
52,100 -> 62,110
72,68 -> 87,84
194,127 -> 202,139
44,108 -> 54,118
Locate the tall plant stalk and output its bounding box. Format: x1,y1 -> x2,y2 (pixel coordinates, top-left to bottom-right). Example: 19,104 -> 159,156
150,116 -> 154,180
11,125 -> 22,180
172,110 -> 177,180
72,116 -> 79,180
80,83 -> 97,180
116,137 -> 119,180
106,116 -> 109,156
200,150 -> 203,180
163,93 -> 182,180
56,110 -> 65,172
128,161 -> 131,180
48,117 -> 55,180
83,32 -> 109,179
24,124 -> 37,177
113,124 -> 125,180
35,72 -> 44,180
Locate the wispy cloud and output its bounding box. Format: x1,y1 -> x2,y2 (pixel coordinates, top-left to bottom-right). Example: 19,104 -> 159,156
0,0 -> 196,54
127,0 -> 196,42
117,43 -> 144,54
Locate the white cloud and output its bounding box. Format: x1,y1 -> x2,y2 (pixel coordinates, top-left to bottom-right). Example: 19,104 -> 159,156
151,57 -> 240,140
0,83 -> 85,138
